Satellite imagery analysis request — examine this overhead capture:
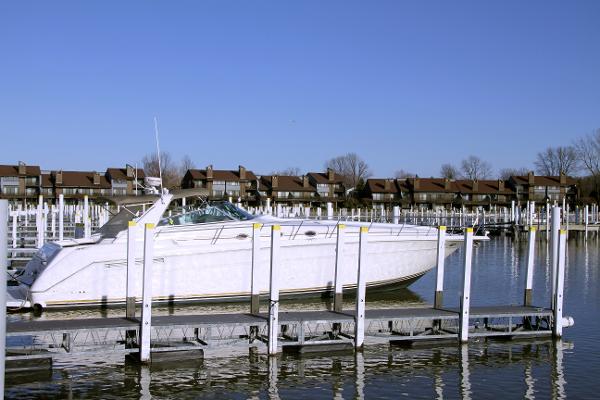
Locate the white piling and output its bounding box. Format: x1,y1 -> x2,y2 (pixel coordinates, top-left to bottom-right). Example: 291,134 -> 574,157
392,206 -> 400,224
524,227 -> 536,306
584,205 -> 589,240
327,202 -> 333,220
126,221 -> 137,318
434,226 -> 446,308
11,212 -> 17,250
354,227 -> 368,348
268,225 -> 281,355
0,200 -> 7,396
83,195 -> 90,238
139,223 -> 155,363
333,224 -> 346,312
251,223 -> 262,314
459,228 -> 474,343
553,230 -> 567,338
551,206 -> 560,308
36,195 -> 44,248
58,194 -> 64,241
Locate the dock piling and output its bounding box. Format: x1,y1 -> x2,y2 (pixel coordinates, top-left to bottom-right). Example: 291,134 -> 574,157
524,227 -> 536,306
551,207 -> 560,309
459,228 -> 474,343
1,200 -> 8,397
126,222 -> 137,319
268,225 -> 281,355
139,223 -> 155,363
354,227 -> 368,349
58,194 -> 64,241
434,226 -> 446,309
553,230 -> 567,338
333,224 -> 346,312
251,223 -> 262,314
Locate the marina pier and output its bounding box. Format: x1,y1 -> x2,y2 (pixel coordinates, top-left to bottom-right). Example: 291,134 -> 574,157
0,198 -> 573,371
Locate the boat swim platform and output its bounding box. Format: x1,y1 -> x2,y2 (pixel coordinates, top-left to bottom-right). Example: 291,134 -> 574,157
5,305 -> 554,361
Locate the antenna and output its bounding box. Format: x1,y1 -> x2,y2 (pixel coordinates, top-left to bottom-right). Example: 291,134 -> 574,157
153,116 -> 164,193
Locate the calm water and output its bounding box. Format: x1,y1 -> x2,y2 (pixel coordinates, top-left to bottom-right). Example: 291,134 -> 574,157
5,236 -> 600,399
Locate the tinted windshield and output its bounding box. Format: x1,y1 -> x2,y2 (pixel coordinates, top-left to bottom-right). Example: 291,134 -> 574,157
158,201 -> 254,226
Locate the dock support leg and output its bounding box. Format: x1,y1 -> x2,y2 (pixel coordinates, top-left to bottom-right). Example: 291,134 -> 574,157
524,227 -> 536,306
459,228 -> 474,343
553,230 -> 567,338
268,225 -> 281,356
139,223 -> 155,363
551,207 -> 560,309
126,221 -> 137,347
333,224 -> 346,312
354,227 -> 368,349
0,200 -> 9,396
83,195 -> 90,238
251,223 -> 262,314
434,226 -> 446,309
58,194 -> 64,241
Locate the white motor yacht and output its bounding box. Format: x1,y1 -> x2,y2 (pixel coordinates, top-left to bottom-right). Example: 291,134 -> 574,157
7,190 -> 464,310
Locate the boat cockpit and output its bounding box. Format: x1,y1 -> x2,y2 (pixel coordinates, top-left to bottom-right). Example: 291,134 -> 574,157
158,201 -> 255,226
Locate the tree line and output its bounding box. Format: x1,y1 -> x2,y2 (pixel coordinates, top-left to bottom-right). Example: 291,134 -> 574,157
141,128 -> 600,202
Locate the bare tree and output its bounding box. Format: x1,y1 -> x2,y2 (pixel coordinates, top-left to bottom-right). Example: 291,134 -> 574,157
460,155 -> 492,180
574,129 -> 600,177
534,146 -> 579,176
142,151 -> 180,188
440,163 -> 459,179
498,167 -> 530,180
271,167 -> 302,176
179,154 -> 196,177
394,169 -> 414,179
325,153 -> 372,189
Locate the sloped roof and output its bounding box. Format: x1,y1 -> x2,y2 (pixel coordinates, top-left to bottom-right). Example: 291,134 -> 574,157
455,180 -> 515,194
0,164 -> 41,177
308,171 -> 345,185
54,171 -> 111,188
409,178 -> 457,193
262,175 -> 315,192
106,167 -> 146,181
186,168 -> 258,182
366,179 -> 409,194
511,175 -> 576,186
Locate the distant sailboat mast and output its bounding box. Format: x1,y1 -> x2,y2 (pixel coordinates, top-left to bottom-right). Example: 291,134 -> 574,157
153,116 -> 164,194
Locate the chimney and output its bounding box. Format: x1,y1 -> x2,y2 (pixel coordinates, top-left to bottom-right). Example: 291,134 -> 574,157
206,165 -> 213,180
126,164 -> 134,178
18,161 -> 26,175
55,170 -> 63,185
444,178 -> 451,191
327,168 -> 334,182
472,179 -> 478,192
93,172 -> 100,185
413,177 -> 420,190
303,175 -> 309,188
528,171 -> 534,185
239,165 -> 246,180
384,179 -> 391,191
271,176 -> 278,189
560,172 -> 566,185
498,179 -> 504,191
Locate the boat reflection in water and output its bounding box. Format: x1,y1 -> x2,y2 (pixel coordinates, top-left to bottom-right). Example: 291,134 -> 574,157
114,339 -> 571,400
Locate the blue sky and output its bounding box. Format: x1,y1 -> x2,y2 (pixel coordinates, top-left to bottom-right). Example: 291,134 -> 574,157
1,1 -> 599,177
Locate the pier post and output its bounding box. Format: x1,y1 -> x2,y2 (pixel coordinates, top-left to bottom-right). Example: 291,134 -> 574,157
327,202 -> 333,220
126,222 -> 137,318
268,225 -> 281,355
333,224 -> 346,312
584,205 -> 589,240
83,195 -> 90,238
392,206 -> 400,224
523,227 -> 536,306
251,223 -> 262,314
36,195 -> 44,248
354,227 -> 368,349
139,223 -> 155,363
434,226 -> 446,308
553,230 -> 567,338
0,200 -> 8,398
551,206 -> 560,309
459,228 -> 474,343
58,194 -> 64,241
